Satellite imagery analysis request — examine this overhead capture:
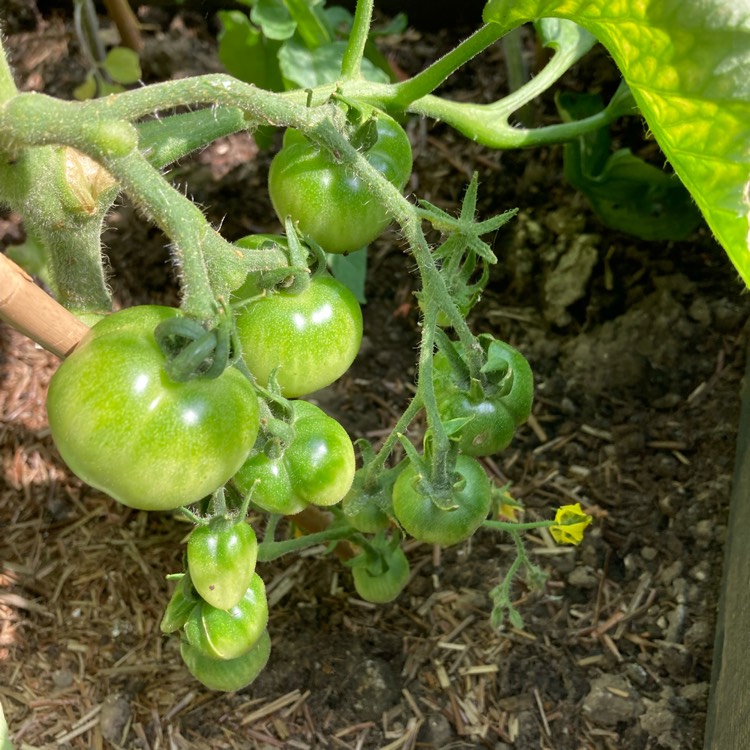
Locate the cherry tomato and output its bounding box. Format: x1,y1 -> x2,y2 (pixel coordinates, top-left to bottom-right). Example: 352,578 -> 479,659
46,306 -> 259,511
391,455 -> 491,546
352,546 -> 410,604
183,573 -> 268,660
180,629 -> 271,692
340,465 -> 400,533
268,110 -> 412,254
235,275 -> 362,397
187,519 -> 258,610
234,400 -> 355,512
434,336 -> 533,456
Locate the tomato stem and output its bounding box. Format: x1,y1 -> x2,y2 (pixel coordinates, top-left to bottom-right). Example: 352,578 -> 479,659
257,510 -> 355,562
0,36 -> 18,102
392,24 -> 506,108
340,0 -> 373,82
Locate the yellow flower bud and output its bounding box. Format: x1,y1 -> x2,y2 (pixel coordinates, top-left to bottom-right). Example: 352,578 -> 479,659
550,503 -> 592,545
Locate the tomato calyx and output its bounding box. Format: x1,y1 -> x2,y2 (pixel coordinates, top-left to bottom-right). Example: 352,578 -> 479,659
397,431 -> 461,512
154,311 -> 234,383
348,530 -> 400,577
233,222 -> 328,302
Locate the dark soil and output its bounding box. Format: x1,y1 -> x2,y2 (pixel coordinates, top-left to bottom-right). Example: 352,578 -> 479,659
1,4 -> 748,750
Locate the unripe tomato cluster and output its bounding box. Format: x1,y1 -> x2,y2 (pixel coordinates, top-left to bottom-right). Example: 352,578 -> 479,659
44,107 -> 537,691
161,519 -> 270,691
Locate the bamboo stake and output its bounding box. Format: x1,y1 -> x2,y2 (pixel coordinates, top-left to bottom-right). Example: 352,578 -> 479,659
0,253 -> 89,358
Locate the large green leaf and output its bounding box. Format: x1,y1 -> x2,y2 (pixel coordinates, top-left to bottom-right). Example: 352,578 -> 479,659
484,0 -> 750,285
217,11 -> 285,91
278,38 -> 389,89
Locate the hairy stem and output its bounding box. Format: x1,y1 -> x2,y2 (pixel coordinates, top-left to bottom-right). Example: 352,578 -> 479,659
392,24 -> 506,107
340,0 -> 373,81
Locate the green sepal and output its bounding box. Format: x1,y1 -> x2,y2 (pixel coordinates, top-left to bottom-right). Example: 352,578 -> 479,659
161,573 -> 199,634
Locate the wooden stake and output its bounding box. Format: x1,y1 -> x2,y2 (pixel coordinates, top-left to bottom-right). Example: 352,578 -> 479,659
0,253 -> 89,358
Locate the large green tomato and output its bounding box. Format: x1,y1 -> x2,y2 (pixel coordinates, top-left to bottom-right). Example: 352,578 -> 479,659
183,573 -> 268,660
187,519 -> 258,610
268,110 -> 413,254
234,400 -> 355,512
235,275 -> 362,397
181,629 -> 271,692
391,455 -> 492,546
46,306 -> 260,511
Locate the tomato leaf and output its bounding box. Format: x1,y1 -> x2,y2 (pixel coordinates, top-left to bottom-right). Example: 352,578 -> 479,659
217,11 -> 285,91
286,0 -> 332,48
483,0 -> 750,284
1,700 -> 12,750
557,91 -> 703,241
102,47 -> 141,85
6,237 -> 52,287
73,71 -> 97,101
278,38 -> 389,88
327,248 -> 367,303
250,0 -> 297,41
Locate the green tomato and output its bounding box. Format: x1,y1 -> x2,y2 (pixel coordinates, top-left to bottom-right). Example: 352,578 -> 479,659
184,573 -> 268,660
434,386 -> 518,456
434,337 -> 534,456
234,449 -> 306,516
234,400 -> 355,511
341,494 -> 391,534
235,275 -> 362,398
46,306 -> 259,511
391,455 -> 491,546
352,546 -> 410,604
340,464 -> 402,533
268,111 -> 413,254
181,629 -> 271,692
187,519 -> 258,610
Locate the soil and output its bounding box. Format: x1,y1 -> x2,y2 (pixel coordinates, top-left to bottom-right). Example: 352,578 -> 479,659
2,4 -> 749,750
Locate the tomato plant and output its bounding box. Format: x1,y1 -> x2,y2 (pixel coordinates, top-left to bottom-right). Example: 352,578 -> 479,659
187,519 -> 258,610
267,110 -> 413,254
391,455 -> 492,546
17,0 -> 733,692
46,306 -> 260,511
234,399 -> 355,512
235,274 -> 362,397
